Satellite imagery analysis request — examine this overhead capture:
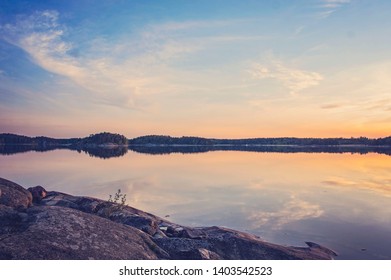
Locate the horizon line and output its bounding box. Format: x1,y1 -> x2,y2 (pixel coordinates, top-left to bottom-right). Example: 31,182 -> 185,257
1,131 -> 389,140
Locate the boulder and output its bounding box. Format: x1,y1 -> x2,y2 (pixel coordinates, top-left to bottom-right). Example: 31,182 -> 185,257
0,178 -> 32,208
154,226 -> 337,260
0,205 -> 169,260
110,214 -> 158,236
27,186 -> 47,203
201,226 -> 335,260
40,192 -> 161,235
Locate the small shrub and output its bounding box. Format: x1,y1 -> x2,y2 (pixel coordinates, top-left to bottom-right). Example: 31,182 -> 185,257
108,189 -> 127,208
102,189 -> 127,218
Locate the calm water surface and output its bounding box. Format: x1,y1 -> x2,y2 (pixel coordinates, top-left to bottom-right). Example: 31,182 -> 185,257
1,149 -> 391,259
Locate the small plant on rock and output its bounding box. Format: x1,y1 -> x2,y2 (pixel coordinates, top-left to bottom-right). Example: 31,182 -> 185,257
102,189 -> 127,218
108,189 -> 127,208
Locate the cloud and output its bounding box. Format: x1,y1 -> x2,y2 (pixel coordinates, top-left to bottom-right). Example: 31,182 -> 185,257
322,0 -> 351,8
317,0 -> 351,18
140,19 -> 266,62
1,9 -> 276,117
249,58 -> 323,95
151,18 -> 257,33
150,19 -> 231,32
1,11 -> 244,110
322,178 -> 356,186
1,10 -> 81,76
320,103 -> 344,109
0,11 -> 188,109
1,11 -> 92,94
363,98 -> 391,112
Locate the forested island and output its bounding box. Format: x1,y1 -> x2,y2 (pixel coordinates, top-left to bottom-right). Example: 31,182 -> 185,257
0,132 -> 128,158
1,132 -> 391,158
0,132 -> 128,146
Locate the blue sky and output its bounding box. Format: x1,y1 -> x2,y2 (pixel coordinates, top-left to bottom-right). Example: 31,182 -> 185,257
1,0 -> 391,138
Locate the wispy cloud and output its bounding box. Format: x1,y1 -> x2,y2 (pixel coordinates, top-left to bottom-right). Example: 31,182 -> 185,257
150,19 -> 231,32
0,11 -> 103,102
317,0 -> 351,18
141,19 -> 266,61
363,98 -> 391,112
322,0 -> 351,8
1,10 -> 256,111
0,10 -> 204,110
249,58 -> 323,95
320,103 -> 344,109
1,11 -> 82,77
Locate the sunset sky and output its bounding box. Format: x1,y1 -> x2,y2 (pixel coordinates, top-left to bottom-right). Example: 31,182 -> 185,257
1,0 -> 390,138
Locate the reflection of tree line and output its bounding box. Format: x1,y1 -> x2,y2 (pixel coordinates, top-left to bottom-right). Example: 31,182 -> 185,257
77,146 -> 128,159
0,145 -> 128,159
2,132 -> 391,158
0,144 -> 63,155
128,145 -> 391,156
0,132 -> 129,159
2,144 -> 391,158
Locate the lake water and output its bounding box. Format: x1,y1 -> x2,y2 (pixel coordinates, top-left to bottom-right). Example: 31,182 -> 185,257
1,149 -> 391,259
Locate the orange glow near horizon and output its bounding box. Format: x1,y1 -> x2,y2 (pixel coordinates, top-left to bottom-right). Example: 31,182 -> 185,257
5,122 -> 390,140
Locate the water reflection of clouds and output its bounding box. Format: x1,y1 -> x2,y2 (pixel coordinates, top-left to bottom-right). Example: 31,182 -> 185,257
248,195 -> 324,230
3,149 -> 391,258
322,176 -> 391,197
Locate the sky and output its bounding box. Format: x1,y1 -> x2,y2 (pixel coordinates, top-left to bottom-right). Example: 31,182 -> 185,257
0,0 -> 391,138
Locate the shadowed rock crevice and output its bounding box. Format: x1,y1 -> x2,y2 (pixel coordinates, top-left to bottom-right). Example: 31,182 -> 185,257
0,177 -> 337,260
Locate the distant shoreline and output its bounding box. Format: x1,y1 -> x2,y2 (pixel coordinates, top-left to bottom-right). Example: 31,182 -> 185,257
1,131 -> 391,146
2,132 -> 391,158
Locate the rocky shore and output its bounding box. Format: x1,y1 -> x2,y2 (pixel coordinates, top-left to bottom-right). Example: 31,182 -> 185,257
0,177 -> 337,260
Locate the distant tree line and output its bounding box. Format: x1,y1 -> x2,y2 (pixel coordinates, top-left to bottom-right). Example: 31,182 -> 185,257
0,132 -> 128,146
0,133 -> 79,146
129,135 -> 215,145
2,132 -> 391,147
129,135 -> 391,146
0,132 -> 129,159
129,144 -> 391,156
